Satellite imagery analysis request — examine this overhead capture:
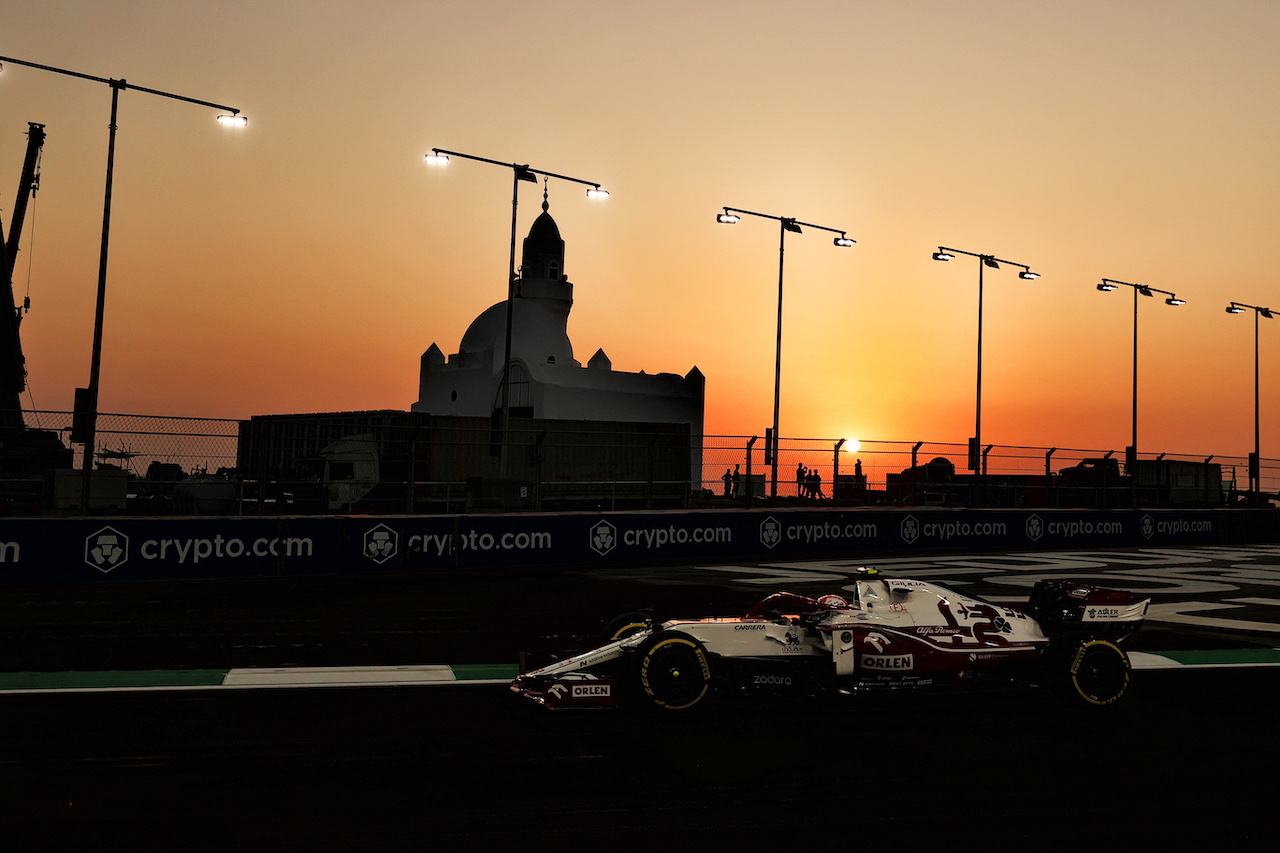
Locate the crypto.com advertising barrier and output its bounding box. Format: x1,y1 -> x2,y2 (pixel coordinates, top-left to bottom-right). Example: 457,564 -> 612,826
0,508 -> 1236,583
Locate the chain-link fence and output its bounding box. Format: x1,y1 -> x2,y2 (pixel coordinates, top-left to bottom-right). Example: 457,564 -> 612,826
702,436 -> 1275,508
8,410 -> 1278,514
21,410 -> 240,475
701,435 -> 860,501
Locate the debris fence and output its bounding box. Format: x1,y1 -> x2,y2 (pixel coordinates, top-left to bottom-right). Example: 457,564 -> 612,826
13,410 -> 1278,514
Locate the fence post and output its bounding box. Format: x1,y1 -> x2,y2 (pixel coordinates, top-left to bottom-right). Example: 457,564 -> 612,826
406,437 -> 415,514
1156,452 -> 1167,508
532,427 -> 547,507
745,435 -> 758,507
1044,448 -> 1055,509
833,438 -> 845,507
910,441 -> 922,506
647,433 -> 658,510
978,445 -> 993,506
256,454 -> 267,517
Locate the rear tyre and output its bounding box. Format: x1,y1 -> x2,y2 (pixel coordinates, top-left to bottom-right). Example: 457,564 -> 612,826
603,611 -> 652,643
636,632 -> 712,711
1061,638 -> 1130,707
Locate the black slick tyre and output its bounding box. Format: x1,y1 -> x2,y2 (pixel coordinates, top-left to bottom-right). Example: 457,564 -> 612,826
636,632 -> 712,712
1063,638 -> 1131,707
603,611 -> 652,643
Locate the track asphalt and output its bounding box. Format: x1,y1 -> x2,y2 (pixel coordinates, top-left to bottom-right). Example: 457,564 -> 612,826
6,545 -> 1280,849
3,648 -> 1280,694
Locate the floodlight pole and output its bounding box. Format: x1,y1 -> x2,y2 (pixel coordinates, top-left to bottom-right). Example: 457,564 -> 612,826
932,247 -> 1039,505
1227,301 -> 1272,502
1254,306 -> 1260,500
0,55 -> 244,512
1096,278 -> 1184,507
719,207 -> 856,499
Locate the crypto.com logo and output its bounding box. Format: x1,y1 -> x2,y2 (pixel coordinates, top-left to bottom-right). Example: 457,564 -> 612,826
1025,514 -> 1044,542
900,515 -> 920,545
590,520 -> 617,556
85,526 -> 128,573
364,524 -> 399,564
759,517 -> 782,549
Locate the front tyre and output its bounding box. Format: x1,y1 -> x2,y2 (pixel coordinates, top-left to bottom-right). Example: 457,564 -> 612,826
636,632 -> 712,711
1063,638 -> 1131,707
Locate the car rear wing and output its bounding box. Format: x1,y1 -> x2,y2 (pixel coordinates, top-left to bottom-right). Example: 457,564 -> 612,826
1027,579 -> 1150,637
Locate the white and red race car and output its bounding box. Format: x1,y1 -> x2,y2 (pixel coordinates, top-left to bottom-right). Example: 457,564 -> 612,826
511,568 -> 1150,711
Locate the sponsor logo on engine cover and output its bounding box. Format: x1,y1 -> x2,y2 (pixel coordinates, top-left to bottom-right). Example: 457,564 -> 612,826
861,654 -> 914,671
916,626 -> 967,637
865,631 -> 892,652
734,624 -> 767,631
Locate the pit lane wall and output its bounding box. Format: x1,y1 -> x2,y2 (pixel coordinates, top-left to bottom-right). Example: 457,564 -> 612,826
1,507 -> 1276,583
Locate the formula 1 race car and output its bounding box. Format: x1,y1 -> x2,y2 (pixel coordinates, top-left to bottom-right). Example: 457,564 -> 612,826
511,568 -> 1150,711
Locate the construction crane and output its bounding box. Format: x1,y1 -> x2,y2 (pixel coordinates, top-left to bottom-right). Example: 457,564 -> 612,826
1,122 -> 71,494
1,122 -> 44,430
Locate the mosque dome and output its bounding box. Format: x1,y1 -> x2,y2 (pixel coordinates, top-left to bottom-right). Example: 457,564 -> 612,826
458,299 -> 576,367
451,196 -> 578,371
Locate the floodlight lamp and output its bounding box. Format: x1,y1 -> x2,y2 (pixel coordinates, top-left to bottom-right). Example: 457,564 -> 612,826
834,235 -> 856,248
1226,305 -> 1246,314
1018,270 -> 1039,280
1165,296 -> 1185,306
717,212 -> 740,224
216,114 -> 248,127
1097,283 -> 1117,291
424,151 -> 450,166
932,251 -> 954,262
585,186 -> 609,199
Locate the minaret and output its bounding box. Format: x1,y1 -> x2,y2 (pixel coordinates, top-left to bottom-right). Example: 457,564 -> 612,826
516,185 -> 573,324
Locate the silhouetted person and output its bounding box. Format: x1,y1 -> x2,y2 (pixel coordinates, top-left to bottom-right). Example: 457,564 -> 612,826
796,463 -> 806,498
732,464 -> 741,499
722,468 -> 732,497
806,470 -> 824,500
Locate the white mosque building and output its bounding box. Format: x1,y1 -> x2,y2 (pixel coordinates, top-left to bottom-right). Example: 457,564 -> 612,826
411,194 -> 705,470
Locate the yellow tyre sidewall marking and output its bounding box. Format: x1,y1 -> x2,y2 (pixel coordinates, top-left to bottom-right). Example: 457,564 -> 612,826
1069,639 -> 1129,706
611,621 -> 649,641
640,636 -> 710,710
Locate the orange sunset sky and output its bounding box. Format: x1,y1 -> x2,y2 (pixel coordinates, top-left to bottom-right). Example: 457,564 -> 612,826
2,1 -> 1278,461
